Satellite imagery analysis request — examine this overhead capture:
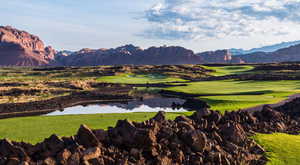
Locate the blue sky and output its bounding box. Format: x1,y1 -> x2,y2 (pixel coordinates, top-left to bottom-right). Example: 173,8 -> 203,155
2,0 -> 300,52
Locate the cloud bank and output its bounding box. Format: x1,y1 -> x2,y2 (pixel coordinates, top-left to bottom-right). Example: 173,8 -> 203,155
142,0 -> 300,40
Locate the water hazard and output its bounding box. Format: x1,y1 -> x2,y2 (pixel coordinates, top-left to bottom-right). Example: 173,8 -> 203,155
46,96 -> 187,116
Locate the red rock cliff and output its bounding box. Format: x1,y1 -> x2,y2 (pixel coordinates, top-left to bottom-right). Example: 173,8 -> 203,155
0,26 -> 55,66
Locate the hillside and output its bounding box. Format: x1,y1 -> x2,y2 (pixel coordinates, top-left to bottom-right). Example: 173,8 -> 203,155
0,26 -> 55,66
238,44 -> 300,63
230,40 -> 300,55
2,26 -> 300,66
56,45 -> 204,66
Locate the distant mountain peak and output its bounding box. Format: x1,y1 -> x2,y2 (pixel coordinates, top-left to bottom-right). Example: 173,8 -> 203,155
2,26 -> 300,66
0,25 -> 55,66
230,40 -> 300,55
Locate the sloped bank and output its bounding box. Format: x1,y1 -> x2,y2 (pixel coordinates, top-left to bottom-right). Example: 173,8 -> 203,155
1,97 -> 300,164
0,88 -> 133,119
0,82 -> 190,119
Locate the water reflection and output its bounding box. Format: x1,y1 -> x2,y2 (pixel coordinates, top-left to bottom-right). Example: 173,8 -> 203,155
46,96 -> 187,116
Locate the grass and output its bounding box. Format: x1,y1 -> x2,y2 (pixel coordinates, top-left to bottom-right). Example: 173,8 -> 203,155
0,112 -> 192,144
0,65 -> 300,165
167,80 -> 300,112
199,95 -> 280,111
97,73 -> 187,84
253,133 -> 300,165
203,65 -> 254,76
167,80 -> 300,96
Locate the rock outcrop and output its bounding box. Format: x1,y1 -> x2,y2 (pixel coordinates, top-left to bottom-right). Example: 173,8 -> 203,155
197,49 -> 244,64
0,26 -> 55,66
2,98 -> 300,164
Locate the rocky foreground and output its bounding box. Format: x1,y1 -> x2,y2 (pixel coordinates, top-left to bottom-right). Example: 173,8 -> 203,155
1,98 -> 300,165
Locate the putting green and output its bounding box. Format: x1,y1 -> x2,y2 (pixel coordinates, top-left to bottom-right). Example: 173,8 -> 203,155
204,65 -> 254,76
166,80 -> 300,112
97,73 -> 187,84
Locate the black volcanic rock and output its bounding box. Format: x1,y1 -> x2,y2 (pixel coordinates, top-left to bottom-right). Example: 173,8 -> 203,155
5,101 -> 300,164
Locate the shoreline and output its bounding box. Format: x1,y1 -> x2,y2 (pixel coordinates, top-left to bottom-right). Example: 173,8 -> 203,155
0,90 -> 299,119
0,99 -> 134,119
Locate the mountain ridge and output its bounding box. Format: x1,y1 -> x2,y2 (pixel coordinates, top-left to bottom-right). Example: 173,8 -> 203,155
237,44 -> 300,63
0,26 -> 55,66
56,45 -> 203,66
2,26 -> 300,66
230,40 -> 300,55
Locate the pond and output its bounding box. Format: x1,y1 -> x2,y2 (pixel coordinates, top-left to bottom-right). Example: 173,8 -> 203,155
46,96 -> 187,116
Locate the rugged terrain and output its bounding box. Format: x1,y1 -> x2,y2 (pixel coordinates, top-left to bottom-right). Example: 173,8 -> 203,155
237,44 -> 300,63
1,101 -> 300,164
3,26 -> 300,66
197,50 -> 244,64
0,26 -> 55,66
0,64 -> 299,164
0,64 -> 212,118
56,45 -> 204,66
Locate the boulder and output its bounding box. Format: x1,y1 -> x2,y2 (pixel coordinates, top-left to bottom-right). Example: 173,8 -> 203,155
175,115 -> 193,124
183,130 -> 208,152
177,121 -> 195,130
43,157 -> 57,165
43,134 -> 65,154
76,125 -> 100,148
110,119 -> 137,146
0,139 -> 22,157
220,122 -> 246,145
67,153 -> 80,165
261,105 -> 283,121
191,108 -> 212,121
83,147 -> 101,161
93,129 -> 108,142
156,156 -> 172,165
151,111 -> 166,122
56,149 -> 72,164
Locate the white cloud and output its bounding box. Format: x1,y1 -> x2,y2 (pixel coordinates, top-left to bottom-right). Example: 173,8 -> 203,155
141,0 -> 300,40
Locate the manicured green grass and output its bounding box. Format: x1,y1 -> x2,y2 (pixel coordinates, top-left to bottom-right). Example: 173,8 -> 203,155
0,112 -> 192,144
167,80 -> 300,112
253,133 -> 300,165
97,73 -> 187,84
204,65 -> 254,76
199,95 -> 281,112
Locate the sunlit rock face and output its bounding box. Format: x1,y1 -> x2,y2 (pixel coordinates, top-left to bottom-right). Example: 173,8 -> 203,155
56,45 -> 204,66
0,26 -> 55,66
197,49 -> 245,64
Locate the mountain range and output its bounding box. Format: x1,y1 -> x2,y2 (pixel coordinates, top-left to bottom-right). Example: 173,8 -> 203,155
1,26 -> 300,66
55,45 -> 203,66
230,40 -> 300,55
